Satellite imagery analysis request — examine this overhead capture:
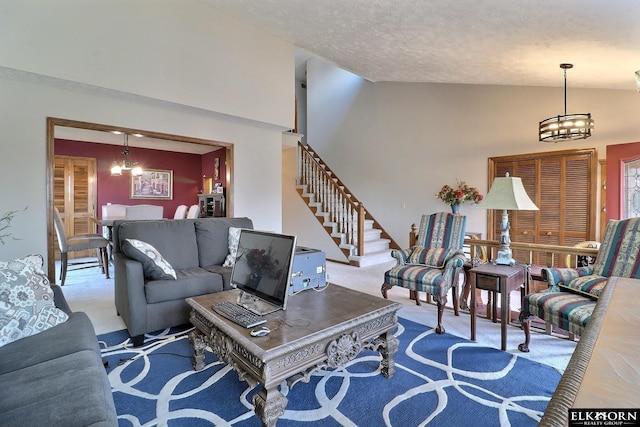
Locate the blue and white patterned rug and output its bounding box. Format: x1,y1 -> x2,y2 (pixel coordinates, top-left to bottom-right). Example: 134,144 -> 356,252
99,317 -> 560,427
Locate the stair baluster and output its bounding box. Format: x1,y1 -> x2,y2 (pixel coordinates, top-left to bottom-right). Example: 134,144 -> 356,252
295,142 -> 401,266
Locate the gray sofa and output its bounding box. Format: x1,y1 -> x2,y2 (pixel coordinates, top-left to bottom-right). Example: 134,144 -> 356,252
0,284 -> 117,426
113,217 -> 253,345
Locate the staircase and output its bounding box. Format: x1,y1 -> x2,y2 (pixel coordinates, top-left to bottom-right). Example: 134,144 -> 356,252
295,142 -> 400,267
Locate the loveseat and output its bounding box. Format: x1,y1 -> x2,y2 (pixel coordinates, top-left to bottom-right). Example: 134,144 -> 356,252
0,256 -> 117,426
113,217 -> 253,346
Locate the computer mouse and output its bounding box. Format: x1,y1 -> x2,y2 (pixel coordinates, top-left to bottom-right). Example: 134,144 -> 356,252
250,326 -> 270,337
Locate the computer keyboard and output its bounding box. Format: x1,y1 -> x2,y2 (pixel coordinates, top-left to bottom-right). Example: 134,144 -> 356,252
211,301 -> 267,328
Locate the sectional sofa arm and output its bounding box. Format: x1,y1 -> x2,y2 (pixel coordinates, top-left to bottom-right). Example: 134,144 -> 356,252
114,254 -> 148,337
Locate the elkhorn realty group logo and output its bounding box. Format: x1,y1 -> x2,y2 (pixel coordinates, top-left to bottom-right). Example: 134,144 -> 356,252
569,409 -> 640,426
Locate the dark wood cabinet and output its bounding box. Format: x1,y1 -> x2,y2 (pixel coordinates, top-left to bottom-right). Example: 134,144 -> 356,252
198,193 -> 226,217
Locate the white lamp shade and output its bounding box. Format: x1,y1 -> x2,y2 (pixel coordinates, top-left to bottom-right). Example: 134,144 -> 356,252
478,175 -> 539,211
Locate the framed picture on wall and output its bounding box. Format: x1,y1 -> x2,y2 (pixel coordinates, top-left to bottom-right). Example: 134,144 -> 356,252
131,169 -> 173,199
214,157 -> 220,180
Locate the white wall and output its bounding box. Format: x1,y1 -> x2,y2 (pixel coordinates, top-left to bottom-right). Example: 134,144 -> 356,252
0,1 -> 293,128
0,2 -> 294,261
284,57 -> 640,254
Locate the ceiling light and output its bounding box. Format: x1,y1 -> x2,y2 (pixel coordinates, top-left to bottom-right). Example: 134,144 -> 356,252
111,134 -> 143,176
539,63 -> 594,142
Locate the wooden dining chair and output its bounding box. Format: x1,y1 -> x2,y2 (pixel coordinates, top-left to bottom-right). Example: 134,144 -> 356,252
53,207 -> 110,285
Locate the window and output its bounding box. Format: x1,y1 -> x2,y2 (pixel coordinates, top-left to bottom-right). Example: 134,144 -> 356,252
623,157 -> 640,219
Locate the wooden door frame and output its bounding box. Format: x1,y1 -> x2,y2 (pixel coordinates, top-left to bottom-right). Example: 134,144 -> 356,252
46,117 -> 234,281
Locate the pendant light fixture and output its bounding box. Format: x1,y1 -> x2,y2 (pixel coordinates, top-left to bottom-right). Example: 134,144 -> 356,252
539,63 -> 594,142
110,133 -> 143,176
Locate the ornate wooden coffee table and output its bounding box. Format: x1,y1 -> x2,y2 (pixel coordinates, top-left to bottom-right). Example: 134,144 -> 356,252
186,285 -> 401,427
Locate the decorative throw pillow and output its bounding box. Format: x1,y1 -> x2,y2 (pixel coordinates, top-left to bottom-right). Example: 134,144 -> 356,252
122,239 -> 177,280
223,227 -> 242,267
0,254 -> 47,275
408,246 -> 454,268
0,256 -> 69,348
558,275 -> 607,300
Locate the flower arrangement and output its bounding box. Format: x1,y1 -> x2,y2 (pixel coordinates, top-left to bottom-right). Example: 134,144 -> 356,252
436,180 -> 483,206
245,247 -> 282,279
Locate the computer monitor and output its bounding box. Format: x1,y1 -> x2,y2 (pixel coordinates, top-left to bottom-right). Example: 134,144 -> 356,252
230,229 -> 297,315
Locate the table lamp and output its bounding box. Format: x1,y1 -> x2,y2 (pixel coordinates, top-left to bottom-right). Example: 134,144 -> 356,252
478,173 -> 539,265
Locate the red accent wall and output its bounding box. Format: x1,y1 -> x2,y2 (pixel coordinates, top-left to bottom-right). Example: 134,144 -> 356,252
606,141 -> 640,221
54,139 -> 221,218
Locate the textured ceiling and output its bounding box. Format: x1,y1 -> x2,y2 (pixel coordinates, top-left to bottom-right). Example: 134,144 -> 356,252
201,0 -> 640,90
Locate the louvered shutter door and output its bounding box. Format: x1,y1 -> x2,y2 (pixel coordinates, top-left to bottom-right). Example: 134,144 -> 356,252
488,149 -> 596,267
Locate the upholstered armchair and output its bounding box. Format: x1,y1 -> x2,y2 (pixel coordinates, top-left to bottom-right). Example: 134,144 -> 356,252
519,217 -> 640,352
382,212 -> 467,334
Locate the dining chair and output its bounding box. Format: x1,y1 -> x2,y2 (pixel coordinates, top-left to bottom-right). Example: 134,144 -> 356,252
173,204 -> 188,219
125,205 -> 164,220
186,204 -> 200,219
53,207 -> 110,286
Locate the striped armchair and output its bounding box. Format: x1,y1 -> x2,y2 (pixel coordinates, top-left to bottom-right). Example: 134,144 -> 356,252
519,217 -> 640,352
382,212 -> 467,334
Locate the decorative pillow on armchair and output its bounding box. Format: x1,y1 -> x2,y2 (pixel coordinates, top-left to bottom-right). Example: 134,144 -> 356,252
408,246 -> 454,268
122,239 -> 177,280
558,275 -> 607,300
0,256 -> 69,348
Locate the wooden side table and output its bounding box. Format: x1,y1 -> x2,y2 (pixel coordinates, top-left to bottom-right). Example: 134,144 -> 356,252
469,263 -> 528,351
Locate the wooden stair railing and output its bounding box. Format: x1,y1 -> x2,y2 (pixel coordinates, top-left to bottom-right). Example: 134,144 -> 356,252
296,142 -> 401,259
408,224 -> 599,269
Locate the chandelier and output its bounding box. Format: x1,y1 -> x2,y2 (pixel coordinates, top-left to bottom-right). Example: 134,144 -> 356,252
110,133 -> 143,176
539,63 -> 594,142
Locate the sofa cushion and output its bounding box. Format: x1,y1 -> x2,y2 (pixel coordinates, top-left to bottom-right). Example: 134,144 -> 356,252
524,291 -> 595,337
116,219 -> 199,269
222,226 -> 242,267
408,246 -> 453,268
203,265 -> 234,290
558,275 -> 607,300
144,267 -> 224,304
0,312 -> 99,375
0,349 -> 117,427
122,238 -> 177,280
384,264 -> 446,295
195,217 -> 253,267
0,257 -> 68,348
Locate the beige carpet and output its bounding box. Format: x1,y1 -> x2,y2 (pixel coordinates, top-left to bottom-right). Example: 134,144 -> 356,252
57,258 -> 576,372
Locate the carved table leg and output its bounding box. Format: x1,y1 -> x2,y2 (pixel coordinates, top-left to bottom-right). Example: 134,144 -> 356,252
253,386 -> 287,427
189,329 -> 207,371
376,330 -> 399,378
